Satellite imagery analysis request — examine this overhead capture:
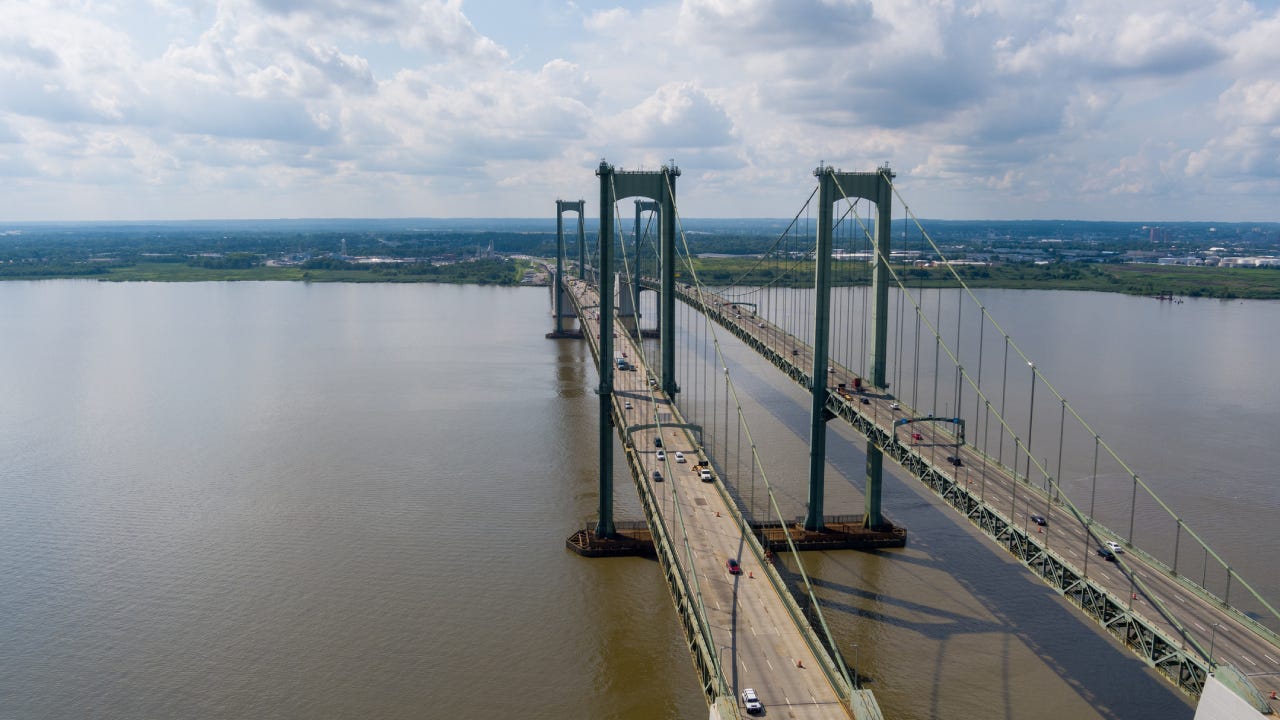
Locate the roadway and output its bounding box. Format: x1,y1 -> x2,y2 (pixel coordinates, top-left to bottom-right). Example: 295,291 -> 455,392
565,276 -> 873,720
674,282 -> 1280,712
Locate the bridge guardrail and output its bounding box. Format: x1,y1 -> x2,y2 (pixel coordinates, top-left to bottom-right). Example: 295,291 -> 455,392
652,277 -> 1217,698
918,406 -> 1280,654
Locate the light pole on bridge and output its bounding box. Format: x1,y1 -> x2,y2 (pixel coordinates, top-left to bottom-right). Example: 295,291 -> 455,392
1025,361 -> 1036,485
1209,622 -> 1223,669
852,643 -> 860,690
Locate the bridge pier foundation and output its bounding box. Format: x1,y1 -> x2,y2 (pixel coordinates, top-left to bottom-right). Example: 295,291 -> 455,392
567,517 -> 906,557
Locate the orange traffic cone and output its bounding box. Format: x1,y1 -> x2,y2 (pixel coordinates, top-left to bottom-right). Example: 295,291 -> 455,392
748,571 -> 754,579
796,659 -> 804,669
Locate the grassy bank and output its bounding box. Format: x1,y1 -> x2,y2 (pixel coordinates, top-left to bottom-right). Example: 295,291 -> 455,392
0,257 -> 537,285
681,258 -> 1280,299
4,254 -> 1278,299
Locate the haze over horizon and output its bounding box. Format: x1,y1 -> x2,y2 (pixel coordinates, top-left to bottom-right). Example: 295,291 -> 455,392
2,0 -> 1279,224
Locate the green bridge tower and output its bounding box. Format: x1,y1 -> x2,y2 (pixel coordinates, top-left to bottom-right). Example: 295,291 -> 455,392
553,199 -> 585,336
593,161 -> 678,537
805,164 -> 895,532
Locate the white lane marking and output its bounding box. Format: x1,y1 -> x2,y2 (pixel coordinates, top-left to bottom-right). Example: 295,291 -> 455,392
766,658 -> 774,670
1241,655 -> 1258,667
1264,654 -> 1278,665
1194,623 -> 1206,632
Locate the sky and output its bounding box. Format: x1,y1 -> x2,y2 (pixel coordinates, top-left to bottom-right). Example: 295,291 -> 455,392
1,0 -> 1279,222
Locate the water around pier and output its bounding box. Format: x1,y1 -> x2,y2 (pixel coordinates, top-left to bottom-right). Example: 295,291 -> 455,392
3,281 -> 1273,719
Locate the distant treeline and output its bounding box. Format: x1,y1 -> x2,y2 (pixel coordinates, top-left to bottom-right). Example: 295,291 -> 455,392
3,217 -> 1279,295
685,257 -> 1280,299
4,217 -> 1279,263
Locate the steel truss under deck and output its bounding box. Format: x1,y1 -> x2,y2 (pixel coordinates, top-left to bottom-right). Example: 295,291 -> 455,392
657,279 -> 1210,699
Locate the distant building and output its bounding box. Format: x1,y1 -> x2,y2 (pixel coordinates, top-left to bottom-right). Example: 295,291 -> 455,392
1219,256 -> 1280,268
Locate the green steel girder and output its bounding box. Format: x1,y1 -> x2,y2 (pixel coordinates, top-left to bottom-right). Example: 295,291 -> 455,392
564,270 -> 730,705
639,276 -> 1211,699
619,370 -> 725,703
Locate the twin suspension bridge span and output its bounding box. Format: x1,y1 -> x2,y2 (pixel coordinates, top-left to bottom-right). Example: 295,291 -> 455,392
546,160 -> 1279,720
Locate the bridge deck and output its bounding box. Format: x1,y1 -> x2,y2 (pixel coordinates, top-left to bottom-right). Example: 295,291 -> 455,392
669,281 -> 1280,713
566,277 -> 875,720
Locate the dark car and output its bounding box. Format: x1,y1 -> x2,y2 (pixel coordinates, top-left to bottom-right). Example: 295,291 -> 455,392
947,455 -> 963,466
1097,547 -> 1116,562
654,437 -> 663,448
1030,514 -> 1046,526
652,470 -> 663,482
727,558 -> 742,575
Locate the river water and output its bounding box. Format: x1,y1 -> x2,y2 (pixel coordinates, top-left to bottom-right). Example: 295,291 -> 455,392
1,280 -> 1274,719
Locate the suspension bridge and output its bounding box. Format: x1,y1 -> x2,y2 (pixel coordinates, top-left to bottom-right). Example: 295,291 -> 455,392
548,160 -> 1280,719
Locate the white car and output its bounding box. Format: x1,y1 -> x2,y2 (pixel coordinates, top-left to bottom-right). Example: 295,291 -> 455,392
699,468 -> 713,482
675,451 -> 686,463
656,450 -> 666,461
742,688 -> 762,714
1106,541 -> 1124,553
624,400 -> 632,409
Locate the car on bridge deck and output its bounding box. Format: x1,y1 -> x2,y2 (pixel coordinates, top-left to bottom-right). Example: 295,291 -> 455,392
727,558 -> 742,575
742,688 -> 762,714
674,451 -> 686,463
1106,540 -> 1124,554
946,455 -> 963,466
1097,547 -> 1117,562
656,450 -> 666,461
1030,514 -> 1047,526
654,437 -> 662,448
699,468 -> 713,482
652,470 -> 663,482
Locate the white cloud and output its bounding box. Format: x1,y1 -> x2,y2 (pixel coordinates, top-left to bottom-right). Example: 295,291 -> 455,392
0,0 -> 1278,219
